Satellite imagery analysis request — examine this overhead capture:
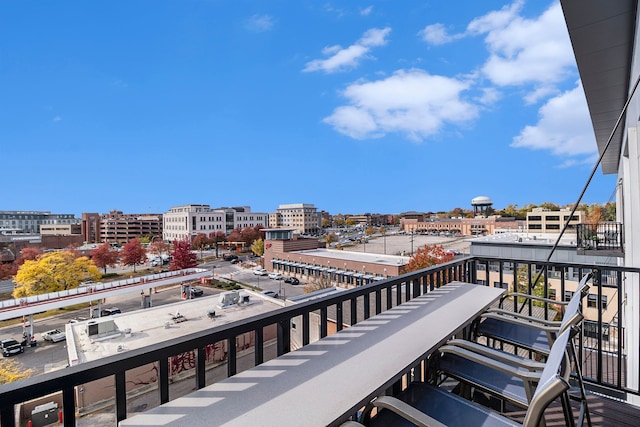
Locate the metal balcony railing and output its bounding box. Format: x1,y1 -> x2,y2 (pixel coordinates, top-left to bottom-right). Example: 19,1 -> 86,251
577,222 -> 624,256
0,256 -> 638,426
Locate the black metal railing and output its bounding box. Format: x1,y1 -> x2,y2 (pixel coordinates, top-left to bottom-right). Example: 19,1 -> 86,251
577,222 -> 624,256
0,256 -> 637,426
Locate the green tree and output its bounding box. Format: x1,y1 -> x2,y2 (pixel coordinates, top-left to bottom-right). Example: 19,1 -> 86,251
120,238 -> 147,272
515,265 -> 547,308
251,238 -> 264,257
14,251 -> 101,298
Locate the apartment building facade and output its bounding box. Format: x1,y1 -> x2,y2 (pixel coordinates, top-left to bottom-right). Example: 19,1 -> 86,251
163,204 -> 268,242
0,210 -> 79,235
526,207 -> 584,233
269,203 -> 321,235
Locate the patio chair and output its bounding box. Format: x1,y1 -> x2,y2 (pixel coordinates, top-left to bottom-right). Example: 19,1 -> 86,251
474,272 -> 591,357
362,329 -> 575,427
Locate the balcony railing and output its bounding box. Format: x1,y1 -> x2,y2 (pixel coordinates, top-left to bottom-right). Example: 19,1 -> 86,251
577,222 -> 624,256
0,256 -> 638,426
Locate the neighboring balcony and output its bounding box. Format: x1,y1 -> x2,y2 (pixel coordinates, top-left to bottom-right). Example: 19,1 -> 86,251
577,222 -> 624,257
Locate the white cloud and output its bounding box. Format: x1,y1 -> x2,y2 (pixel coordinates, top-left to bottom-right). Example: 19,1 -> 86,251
52,116 -> 62,122
323,69 -> 478,141
360,6 -> 373,16
303,27 -> 391,73
472,1 -> 575,87
476,87 -> 501,106
511,83 -> 596,157
418,23 -> 462,45
244,14 -> 275,32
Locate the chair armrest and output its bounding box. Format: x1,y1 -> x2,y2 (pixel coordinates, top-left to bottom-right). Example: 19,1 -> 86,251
485,308 -> 562,327
479,312 -> 560,334
499,292 -> 568,307
438,345 -> 542,382
369,396 -> 447,427
446,339 -> 546,371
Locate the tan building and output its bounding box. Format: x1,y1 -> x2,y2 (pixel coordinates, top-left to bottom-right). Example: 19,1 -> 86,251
526,208 -> 584,233
39,224 -> 81,236
401,216 -> 522,236
269,203 -> 321,235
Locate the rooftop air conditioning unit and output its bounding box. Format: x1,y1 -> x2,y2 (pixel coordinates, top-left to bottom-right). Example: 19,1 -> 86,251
217,290 -> 240,308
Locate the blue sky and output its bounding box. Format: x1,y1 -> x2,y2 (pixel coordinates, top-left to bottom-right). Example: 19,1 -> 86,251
0,0 -> 618,217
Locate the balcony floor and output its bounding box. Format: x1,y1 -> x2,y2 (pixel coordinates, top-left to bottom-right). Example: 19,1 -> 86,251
505,392 -> 640,426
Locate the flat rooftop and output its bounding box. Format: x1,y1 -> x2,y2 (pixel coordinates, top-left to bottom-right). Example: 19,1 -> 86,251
67,290 -> 283,364
293,248 -> 410,266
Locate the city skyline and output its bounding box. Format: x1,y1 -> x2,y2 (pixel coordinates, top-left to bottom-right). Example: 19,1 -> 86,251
1,1 -> 617,217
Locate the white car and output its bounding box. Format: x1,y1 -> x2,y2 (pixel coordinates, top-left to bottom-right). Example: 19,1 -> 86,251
41,329 -> 66,343
253,268 -> 268,276
261,290 -> 279,298
268,272 -> 283,280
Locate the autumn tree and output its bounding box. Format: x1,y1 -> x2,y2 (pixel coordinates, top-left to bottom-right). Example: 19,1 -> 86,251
240,226 -> 261,247
251,238 -> 264,257
304,272 -> 333,294
91,243 -> 119,274
14,250 -> 101,298
120,238 -> 147,272
148,239 -> 169,261
11,247 -> 41,275
227,228 -> 243,246
404,244 -> 455,273
321,218 -> 330,228
170,238 -> 198,270
324,233 -> 338,245
365,227 -> 375,236
191,233 -> 210,250
0,359 -> 34,384
0,263 -> 13,280
209,231 -> 226,257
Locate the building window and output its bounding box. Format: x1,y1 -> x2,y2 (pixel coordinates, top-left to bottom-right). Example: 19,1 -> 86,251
564,291 -> 573,302
587,294 -> 608,310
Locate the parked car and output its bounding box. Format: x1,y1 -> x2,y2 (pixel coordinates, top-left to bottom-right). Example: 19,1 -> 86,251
268,272 -> 283,280
284,277 -> 300,285
1,339 -> 23,357
261,290 -> 279,299
230,258 -> 240,264
68,317 -> 88,324
190,287 -> 204,297
253,268 -> 268,276
41,329 -> 66,343
224,254 -> 239,261
100,307 -> 122,316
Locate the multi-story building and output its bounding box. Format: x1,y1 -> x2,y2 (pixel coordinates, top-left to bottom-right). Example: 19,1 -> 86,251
0,211 -> 79,235
526,207 -> 584,233
39,224 -> 81,236
81,211 -> 162,244
163,204 -> 268,242
269,203 -> 321,235
99,211 -> 163,243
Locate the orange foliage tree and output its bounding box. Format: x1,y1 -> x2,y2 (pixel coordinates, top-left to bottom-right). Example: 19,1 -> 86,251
91,243 -> 120,274
404,244 -> 454,273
